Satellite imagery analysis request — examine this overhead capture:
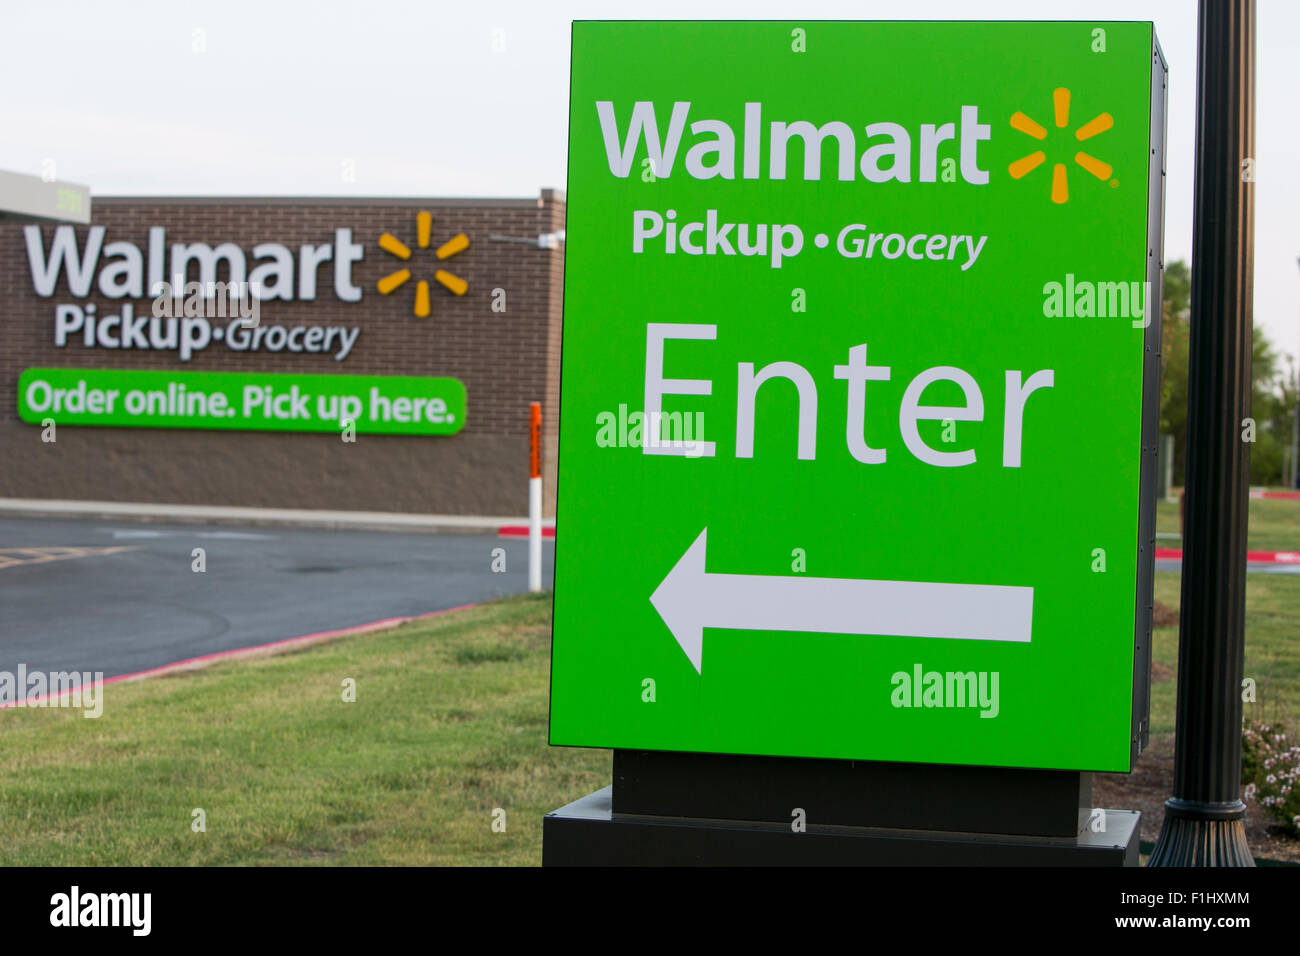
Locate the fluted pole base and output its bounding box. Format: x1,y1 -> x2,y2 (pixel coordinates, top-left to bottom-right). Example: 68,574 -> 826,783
1147,798 -> 1255,867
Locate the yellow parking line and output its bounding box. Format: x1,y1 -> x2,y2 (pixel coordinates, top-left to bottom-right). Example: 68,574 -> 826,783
0,545 -> 137,569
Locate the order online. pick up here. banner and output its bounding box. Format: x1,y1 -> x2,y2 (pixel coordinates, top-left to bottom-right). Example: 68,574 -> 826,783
18,368 -> 466,436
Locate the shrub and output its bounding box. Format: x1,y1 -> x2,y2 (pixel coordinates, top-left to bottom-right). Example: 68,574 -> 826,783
1242,720 -> 1300,837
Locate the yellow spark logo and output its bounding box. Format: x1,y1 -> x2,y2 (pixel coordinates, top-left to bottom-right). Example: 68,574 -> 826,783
376,212 -> 469,317
1008,88 -> 1114,204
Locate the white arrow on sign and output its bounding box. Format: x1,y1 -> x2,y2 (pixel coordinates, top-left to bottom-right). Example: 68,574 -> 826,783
649,528 -> 1034,674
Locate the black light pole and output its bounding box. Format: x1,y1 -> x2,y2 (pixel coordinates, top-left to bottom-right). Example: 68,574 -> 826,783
1148,0 -> 1256,866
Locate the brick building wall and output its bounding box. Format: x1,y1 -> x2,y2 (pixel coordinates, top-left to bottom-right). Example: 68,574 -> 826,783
0,193 -> 565,516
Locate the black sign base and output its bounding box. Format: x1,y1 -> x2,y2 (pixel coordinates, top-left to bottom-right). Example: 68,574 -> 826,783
545,751 -> 1142,866
544,787 -> 1140,866
610,749 -> 1097,837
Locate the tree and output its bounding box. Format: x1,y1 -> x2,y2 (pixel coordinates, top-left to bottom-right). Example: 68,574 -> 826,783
1160,258 -> 1297,486
1159,261 -> 1191,483
1249,335 -> 1297,486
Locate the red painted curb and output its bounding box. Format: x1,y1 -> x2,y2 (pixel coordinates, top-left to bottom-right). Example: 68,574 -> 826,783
498,525 -> 555,538
1155,547 -> 1300,564
0,602 -> 479,710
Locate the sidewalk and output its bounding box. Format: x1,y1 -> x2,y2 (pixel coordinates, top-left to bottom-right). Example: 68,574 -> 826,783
0,497 -> 556,535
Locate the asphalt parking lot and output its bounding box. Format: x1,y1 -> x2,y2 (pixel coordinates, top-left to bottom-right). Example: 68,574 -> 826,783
0,516 -> 553,679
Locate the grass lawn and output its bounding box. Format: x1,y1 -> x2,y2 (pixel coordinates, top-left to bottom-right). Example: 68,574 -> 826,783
1156,489 -> 1300,552
0,593 -> 608,866
1150,572 -> 1300,736
3,494 -> 1297,865
1150,491 -> 1300,733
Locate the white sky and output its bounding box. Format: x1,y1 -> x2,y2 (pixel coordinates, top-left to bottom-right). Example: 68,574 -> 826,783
3,0 -> 1297,366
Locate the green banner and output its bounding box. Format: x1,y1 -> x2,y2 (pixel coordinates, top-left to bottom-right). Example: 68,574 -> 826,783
18,368 -> 466,435
550,21 -> 1162,772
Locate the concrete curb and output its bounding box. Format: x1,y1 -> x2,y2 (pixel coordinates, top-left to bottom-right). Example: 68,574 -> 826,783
0,498 -> 556,535
1154,547 -> 1300,565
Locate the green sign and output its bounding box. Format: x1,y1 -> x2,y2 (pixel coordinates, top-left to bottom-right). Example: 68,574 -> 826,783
550,21 -> 1164,772
18,367 -> 465,435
